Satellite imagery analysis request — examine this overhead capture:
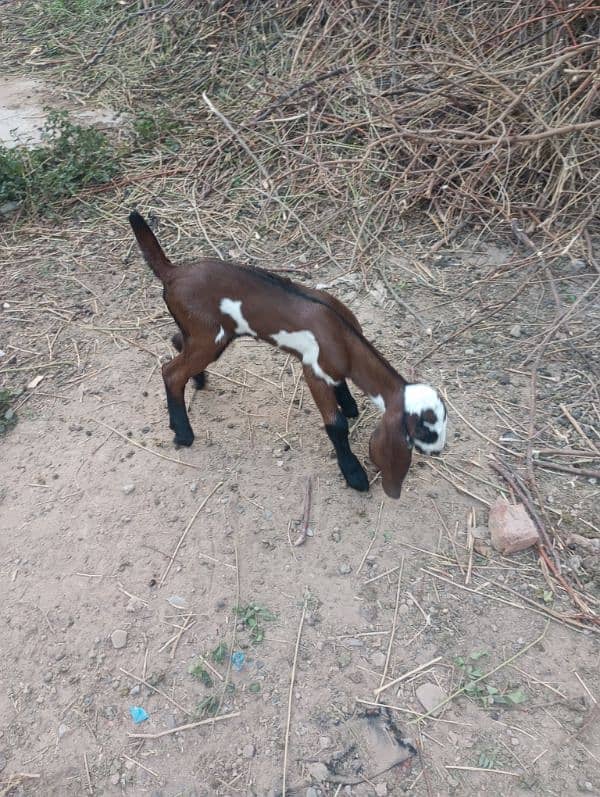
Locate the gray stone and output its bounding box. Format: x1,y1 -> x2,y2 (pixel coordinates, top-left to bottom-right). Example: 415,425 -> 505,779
509,324 -> 522,338
122,483 -> 135,495
0,752 -> 7,772
338,563 -> 352,575
111,629 -> 127,649
242,743 -> 256,759
415,682 -> 446,716
370,651 -> 387,669
306,789 -> 319,797
307,762 -> 330,782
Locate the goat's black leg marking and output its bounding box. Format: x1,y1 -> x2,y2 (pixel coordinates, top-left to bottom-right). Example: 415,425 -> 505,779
166,390 -> 194,447
334,380 -> 359,418
325,411 -> 369,491
171,333 -> 206,390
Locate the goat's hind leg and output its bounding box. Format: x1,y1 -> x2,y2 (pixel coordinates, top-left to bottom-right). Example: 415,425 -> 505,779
163,336 -> 225,447
304,369 -> 368,492
171,332 -> 206,389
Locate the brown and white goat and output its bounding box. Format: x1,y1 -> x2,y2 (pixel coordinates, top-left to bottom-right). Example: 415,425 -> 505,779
129,211 -> 447,498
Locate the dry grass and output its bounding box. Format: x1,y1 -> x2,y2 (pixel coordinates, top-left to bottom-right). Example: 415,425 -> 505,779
2,1 -> 598,263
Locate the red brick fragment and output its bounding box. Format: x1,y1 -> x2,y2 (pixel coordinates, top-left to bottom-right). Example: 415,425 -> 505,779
488,498 -> 539,554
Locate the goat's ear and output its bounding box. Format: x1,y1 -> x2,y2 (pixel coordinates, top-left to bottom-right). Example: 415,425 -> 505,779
369,412 -> 412,499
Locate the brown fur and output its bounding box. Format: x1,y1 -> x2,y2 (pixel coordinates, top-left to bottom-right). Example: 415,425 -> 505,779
128,211 -> 429,498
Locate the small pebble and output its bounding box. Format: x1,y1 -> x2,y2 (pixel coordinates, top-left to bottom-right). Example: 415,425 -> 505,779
111,629 -> 127,649
370,651 -> 387,668
110,773 -> 120,786
122,484 -> 135,495
338,563 -> 352,575
375,784 -> 388,796
242,743 -> 256,759
306,789 -> 319,797
509,324 -> 522,338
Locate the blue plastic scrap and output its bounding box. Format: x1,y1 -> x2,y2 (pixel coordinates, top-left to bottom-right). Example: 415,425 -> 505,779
231,651 -> 245,671
129,706 -> 149,724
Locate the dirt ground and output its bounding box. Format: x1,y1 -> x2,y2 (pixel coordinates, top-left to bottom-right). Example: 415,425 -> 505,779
1,203 -> 599,797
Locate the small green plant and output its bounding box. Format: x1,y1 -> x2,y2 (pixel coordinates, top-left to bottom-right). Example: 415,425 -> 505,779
0,390 -> 17,435
0,110 -> 119,213
133,109 -> 178,146
211,642 -> 228,664
188,661 -> 213,687
196,695 -> 219,717
478,749 -> 499,769
235,603 -> 276,643
455,651 -> 527,707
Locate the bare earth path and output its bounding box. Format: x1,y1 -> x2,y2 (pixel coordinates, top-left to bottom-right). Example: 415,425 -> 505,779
1,220 -> 598,796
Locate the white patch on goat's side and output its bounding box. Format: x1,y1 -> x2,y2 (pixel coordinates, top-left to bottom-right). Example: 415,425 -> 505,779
404,383 -> 447,454
370,394 -> 386,413
214,325 -> 225,344
271,329 -> 337,386
219,298 -> 257,337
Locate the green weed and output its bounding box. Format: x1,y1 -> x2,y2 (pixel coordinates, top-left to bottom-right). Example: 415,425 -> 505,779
0,110 -> 119,213
235,603 -> 276,643
0,390 -> 17,436
456,651 -> 527,708
188,661 -> 213,687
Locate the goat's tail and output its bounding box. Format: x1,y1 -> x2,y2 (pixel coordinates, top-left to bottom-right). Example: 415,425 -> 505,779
128,211 -> 175,283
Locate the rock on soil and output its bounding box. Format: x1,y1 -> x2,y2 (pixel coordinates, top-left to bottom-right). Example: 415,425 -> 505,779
488,497 -> 539,554
111,629 -> 128,649
415,682 -> 446,717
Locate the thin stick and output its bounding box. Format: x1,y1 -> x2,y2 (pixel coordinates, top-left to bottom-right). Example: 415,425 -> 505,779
159,481 -> 223,585
282,601 -> 307,797
121,754 -> 160,779
293,476 -> 313,547
445,765 -> 520,777
127,711 -> 239,739
374,657 -> 442,697
376,265 -> 428,331
357,501 -> 384,574
364,565 -> 400,585
119,668 -> 190,716
90,419 -> 201,471
377,560 -> 405,698
83,753 -> 93,795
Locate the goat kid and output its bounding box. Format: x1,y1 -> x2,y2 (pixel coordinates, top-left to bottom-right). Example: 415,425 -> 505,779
129,211 -> 447,498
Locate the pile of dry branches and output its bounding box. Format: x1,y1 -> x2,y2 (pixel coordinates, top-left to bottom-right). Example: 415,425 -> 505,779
4,0 -> 598,264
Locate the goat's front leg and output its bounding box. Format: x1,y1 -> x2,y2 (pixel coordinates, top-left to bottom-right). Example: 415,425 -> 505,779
334,379 -> 359,418
303,368 -> 369,492
162,336 -> 226,447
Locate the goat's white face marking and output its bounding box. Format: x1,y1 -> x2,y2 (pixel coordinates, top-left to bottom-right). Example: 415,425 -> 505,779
370,394 -> 386,413
219,298 -> 257,337
271,329 -> 337,386
215,325 -> 225,344
404,383 -> 447,454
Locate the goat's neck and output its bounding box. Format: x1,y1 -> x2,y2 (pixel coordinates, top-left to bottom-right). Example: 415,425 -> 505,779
349,341 -> 405,407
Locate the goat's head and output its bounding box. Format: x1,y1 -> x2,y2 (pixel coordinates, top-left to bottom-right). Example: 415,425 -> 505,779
369,383 -> 447,498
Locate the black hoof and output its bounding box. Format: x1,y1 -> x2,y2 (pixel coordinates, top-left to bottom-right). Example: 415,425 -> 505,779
343,461 -> 369,492
174,431 -> 194,447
